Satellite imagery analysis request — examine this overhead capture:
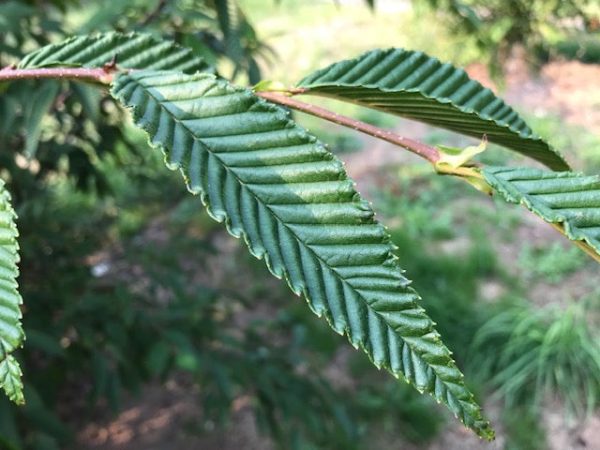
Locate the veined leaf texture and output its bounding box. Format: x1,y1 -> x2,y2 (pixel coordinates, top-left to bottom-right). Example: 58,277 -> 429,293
111,70 -> 493,437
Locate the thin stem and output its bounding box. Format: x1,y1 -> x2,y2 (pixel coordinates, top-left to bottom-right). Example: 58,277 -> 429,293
0,66 -> 115,84
1,67 -> 440,163
256,91 -> 440,164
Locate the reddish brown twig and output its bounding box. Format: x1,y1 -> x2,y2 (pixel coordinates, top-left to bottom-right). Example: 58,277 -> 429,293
0,66 -> 117,84
256,91 -> 440,164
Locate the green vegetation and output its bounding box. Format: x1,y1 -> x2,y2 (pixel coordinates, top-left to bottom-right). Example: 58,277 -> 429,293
419,0 -> 600,74
519,243 -> 587,283
470,298 -> 600,416
0,1 -> 598,449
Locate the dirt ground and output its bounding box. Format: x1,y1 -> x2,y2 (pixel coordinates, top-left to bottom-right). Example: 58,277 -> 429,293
74,57 -> 600,450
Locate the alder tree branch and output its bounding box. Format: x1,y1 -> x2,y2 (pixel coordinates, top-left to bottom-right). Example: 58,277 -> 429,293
0,65 -> 117,84
0,66 -> 441,164
256,91 -> 441,164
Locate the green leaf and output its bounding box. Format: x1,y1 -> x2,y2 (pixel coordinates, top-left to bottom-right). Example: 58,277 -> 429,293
483,166 -> 600,262
23,81 -> 60,157
0,357 -> 23,406
18,32 -> 212,74
215,0 -> 244,63
297,48 -> 569,171
71,83 -> 102,122
111,70 -> 493,438
0,1 -> 34,35
0,96 -> 17,137
0,179 -> 24,405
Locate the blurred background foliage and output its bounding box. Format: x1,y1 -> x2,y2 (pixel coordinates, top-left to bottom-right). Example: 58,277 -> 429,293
419,0 -> 600,76
0,1 -> 599,449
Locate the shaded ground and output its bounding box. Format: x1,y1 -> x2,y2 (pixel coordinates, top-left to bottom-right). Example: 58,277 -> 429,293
74,56 -> 600,450
76,379 -> 272,450
504,58 -> 600,136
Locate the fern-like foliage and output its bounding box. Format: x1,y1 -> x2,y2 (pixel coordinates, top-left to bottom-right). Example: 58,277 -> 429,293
483,167 -> 600,260
297,48 -> 569,171
470,299 -> 600,415
110,70 -> 493,438
0,180 -> 24,405
18,32 -> 212,73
